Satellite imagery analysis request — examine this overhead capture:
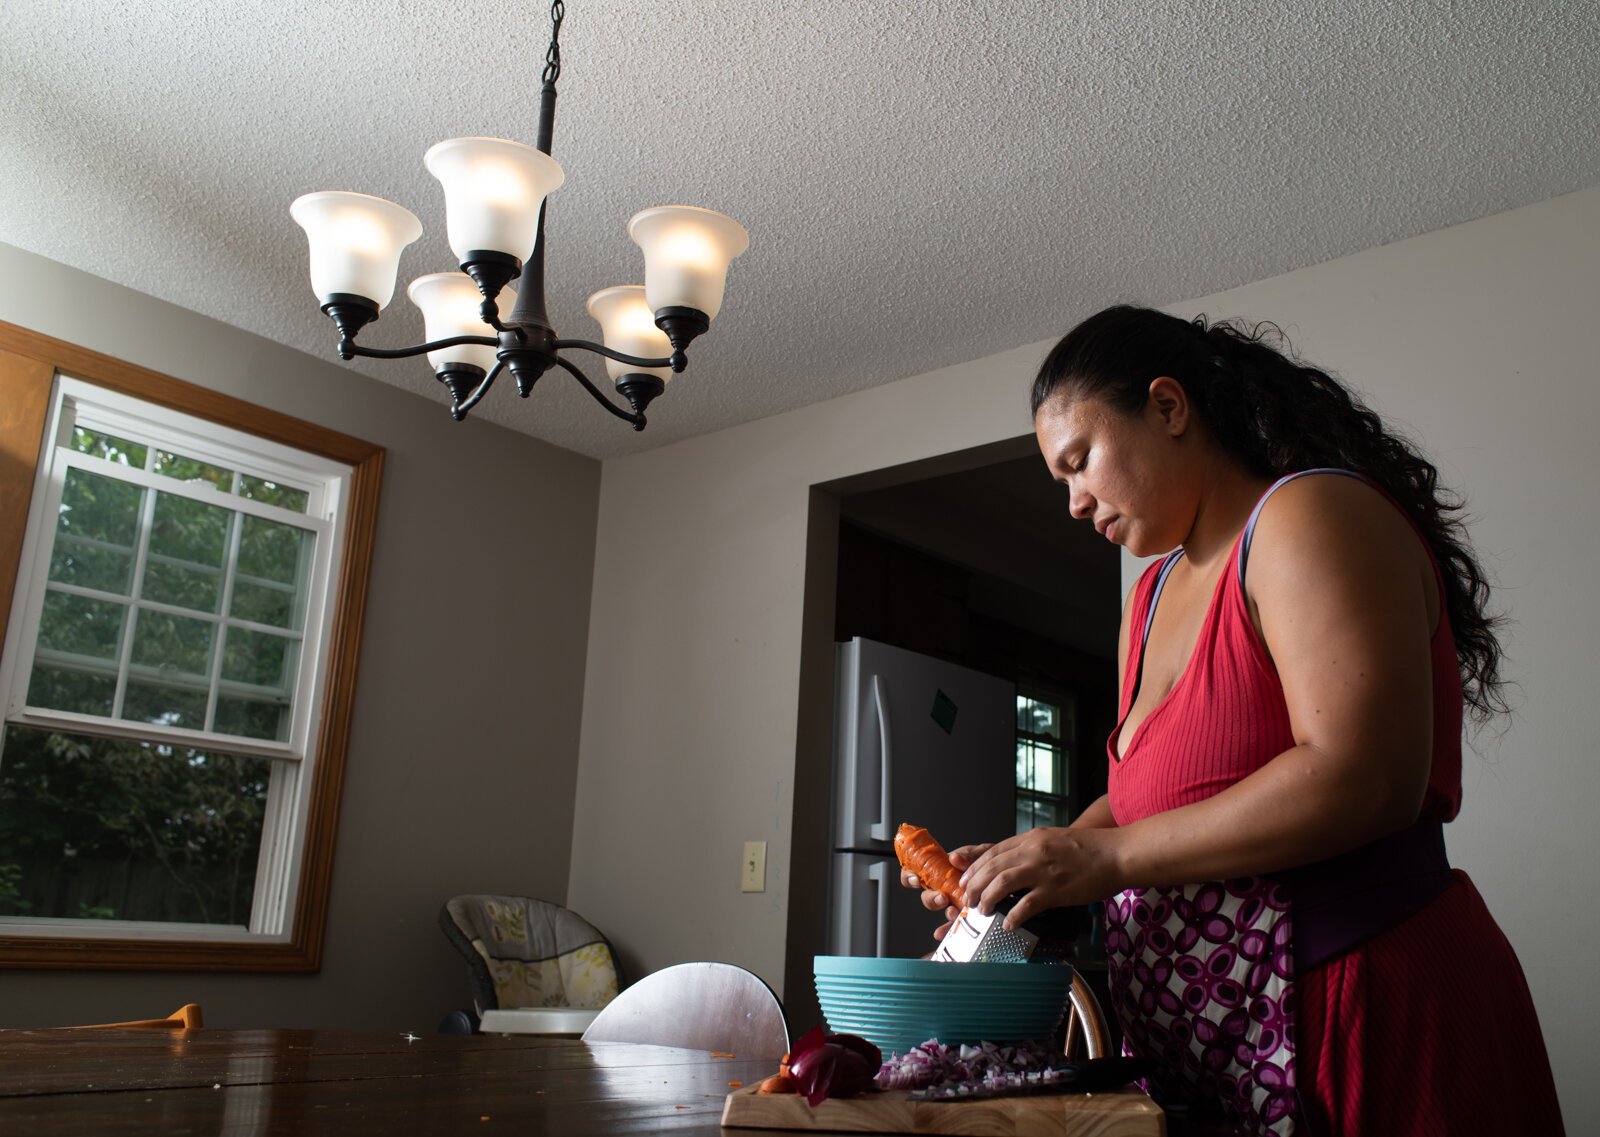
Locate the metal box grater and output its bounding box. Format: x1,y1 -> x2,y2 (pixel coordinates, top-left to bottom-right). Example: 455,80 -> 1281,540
931,907 -> 1041,963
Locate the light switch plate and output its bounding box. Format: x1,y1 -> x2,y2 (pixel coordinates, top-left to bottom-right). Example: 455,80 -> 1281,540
741,841 -> 767,892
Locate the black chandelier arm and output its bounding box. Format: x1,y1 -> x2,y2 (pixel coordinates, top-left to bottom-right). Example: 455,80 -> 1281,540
338,333 -> 502,361
552,336 -> 676,372
552,354 -> 645,428
480,300 -> 511,334
453,360 -> 506,419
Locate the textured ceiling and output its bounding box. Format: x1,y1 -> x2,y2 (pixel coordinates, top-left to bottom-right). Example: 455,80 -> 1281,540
4,1 -> 1597,459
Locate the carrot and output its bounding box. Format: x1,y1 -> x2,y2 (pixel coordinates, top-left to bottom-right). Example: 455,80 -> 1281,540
893,823 -> 965,908
758,1073 -> 797,1094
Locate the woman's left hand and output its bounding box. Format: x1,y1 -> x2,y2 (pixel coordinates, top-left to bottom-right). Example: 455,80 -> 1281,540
958,826 -> 1127,930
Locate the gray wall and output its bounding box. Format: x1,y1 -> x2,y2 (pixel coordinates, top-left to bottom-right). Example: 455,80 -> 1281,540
0,242 -> 601,1031
569,186 -> 1600,1129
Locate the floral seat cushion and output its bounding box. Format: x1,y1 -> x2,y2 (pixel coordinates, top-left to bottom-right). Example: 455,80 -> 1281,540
441,894 -> 620,1013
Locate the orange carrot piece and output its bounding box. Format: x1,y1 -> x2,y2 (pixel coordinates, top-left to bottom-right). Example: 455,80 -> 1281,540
893,823 -> 965,908
758,1073 -> 798,1094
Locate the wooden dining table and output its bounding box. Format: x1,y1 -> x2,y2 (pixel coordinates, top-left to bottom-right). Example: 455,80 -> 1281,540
0,1027 -> 781,1135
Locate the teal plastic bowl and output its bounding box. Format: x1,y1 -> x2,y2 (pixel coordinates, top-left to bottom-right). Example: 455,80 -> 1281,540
813,955 -> 1074,1056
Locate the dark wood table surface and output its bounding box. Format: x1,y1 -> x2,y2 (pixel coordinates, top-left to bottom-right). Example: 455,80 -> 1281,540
0,1028 -> 780,1135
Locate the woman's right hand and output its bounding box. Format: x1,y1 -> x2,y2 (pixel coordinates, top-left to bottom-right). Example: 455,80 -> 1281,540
901,843 -> 992,941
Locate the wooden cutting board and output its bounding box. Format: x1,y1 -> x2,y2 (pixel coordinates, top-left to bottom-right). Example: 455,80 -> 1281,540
720,1083 -> 1166,1135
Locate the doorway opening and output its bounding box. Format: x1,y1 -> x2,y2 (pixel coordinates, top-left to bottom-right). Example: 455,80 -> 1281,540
785,436 -> 1125,1037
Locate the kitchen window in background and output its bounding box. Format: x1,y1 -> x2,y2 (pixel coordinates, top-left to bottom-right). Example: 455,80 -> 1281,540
0,327 -> 382,970
1015,689 -> 1072,833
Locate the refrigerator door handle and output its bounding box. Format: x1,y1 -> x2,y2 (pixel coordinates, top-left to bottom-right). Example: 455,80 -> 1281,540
869,674 -> 893,842
866,860 -> 890,958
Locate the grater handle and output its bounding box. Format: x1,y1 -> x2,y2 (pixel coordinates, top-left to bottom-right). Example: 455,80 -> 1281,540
866,860 -> 890,957
868,675 -> 893,841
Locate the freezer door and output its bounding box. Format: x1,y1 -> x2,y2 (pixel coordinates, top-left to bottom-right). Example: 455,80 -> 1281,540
829,852 -> 951,960
833,638 -> 1016,853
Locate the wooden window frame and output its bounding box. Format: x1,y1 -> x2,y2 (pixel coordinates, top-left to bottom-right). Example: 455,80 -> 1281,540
0,321 -> 384,971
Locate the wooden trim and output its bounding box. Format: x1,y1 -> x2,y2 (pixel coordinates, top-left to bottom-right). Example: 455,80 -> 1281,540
0,323 -> 378,465
0,320 -> 385,971
0,349 -> 54,643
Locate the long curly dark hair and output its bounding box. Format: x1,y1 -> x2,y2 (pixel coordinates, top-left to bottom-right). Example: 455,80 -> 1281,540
1031,304 -> 1507,721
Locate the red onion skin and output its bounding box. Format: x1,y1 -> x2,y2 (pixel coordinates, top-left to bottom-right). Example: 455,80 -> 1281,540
786,1026 -> 883,1106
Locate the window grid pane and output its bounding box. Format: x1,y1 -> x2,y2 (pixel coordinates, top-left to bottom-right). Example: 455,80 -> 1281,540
237,475 -> 309,515
152,450 -> 234,493
141,490 -> 235,615
231,515 -> 315,632
50,467 -> 144,596
25,439 -> 317,747
70,426 -> 148,469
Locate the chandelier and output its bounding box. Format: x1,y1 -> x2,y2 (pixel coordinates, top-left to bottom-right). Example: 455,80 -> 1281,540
290,1 -> 748,429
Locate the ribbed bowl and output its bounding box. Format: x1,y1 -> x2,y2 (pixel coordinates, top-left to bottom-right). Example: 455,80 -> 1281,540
813,955 -> 1074,1057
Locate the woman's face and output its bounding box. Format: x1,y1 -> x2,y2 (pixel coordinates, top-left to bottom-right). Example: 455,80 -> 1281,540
1033,383 -> 1195,557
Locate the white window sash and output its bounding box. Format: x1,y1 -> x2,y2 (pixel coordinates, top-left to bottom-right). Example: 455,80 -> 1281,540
0,374 -> 353,940
0,913 -> 291,944
60,377 -> 337,513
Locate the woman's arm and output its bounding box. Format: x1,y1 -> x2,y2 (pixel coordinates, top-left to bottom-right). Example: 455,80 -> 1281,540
1070,793 -> 1117,830
962,475 -> 1439,929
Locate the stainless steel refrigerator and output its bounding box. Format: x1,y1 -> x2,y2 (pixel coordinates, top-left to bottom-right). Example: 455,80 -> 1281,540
827,637 -> 1016,959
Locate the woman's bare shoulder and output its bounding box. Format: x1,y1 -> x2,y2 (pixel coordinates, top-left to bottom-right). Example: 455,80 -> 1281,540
1244,472 -> 1431,613
1251,473 -> 1414,556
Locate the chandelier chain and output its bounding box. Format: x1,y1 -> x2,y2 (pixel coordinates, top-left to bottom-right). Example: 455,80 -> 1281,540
542,0 -> 565,85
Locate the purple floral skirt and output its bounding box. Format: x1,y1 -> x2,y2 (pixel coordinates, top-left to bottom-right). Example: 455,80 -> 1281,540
1106,877 -> 1298,1135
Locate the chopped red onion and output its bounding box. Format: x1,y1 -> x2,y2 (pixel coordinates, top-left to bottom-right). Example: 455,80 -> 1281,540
873,1038 -> 1065,1094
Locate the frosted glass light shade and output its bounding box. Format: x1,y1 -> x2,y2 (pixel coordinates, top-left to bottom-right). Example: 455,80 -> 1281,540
290,191 -> 423,309
424,137 -> 565,265
627,206 -> 749,320
407,273 -> 510,374
585,286 -> 674,383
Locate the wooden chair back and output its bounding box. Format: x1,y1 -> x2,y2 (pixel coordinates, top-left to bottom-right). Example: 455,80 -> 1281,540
581,962 -> 789,1058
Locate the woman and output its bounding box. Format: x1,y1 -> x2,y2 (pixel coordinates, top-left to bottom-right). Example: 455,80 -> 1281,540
902,306 -> 1563,1135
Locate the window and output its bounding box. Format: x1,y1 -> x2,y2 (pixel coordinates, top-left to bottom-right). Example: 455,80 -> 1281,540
0,325 -> 383,970
1015,688 -> 1073,833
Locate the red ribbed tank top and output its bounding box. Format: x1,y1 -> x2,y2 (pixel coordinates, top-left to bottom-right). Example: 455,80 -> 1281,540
1106,471 -> 1462,826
